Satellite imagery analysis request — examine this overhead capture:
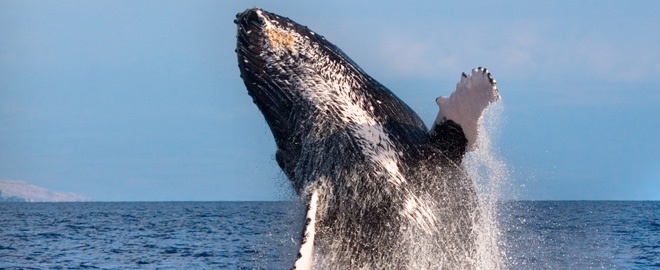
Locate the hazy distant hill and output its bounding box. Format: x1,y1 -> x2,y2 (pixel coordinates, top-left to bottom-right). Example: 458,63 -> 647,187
0,179 -> 92,202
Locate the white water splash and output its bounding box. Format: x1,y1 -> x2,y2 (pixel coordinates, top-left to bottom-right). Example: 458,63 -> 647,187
464,101 -> 509,269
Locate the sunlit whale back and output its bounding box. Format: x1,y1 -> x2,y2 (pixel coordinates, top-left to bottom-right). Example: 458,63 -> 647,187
235,8 -> 500,269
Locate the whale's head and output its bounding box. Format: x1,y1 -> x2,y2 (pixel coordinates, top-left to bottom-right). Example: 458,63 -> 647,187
235,8 -> 349,147
235,8 -> 428,178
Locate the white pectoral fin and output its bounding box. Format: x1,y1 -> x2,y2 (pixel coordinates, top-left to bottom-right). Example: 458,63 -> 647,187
432,67 -> 500,151
292,190 -> 319,270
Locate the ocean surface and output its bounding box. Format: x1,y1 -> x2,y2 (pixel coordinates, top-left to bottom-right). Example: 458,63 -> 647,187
1,201 -> 659,269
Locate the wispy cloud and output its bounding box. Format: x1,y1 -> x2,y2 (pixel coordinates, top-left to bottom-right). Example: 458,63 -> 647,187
356,18 -> 660,85
377,37 -> 452,78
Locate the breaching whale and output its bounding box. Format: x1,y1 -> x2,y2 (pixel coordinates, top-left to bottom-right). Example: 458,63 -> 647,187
235,8 -> 500,269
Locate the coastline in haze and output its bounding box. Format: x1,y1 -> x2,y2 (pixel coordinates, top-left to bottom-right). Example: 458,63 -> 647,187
0,179 -> 92,202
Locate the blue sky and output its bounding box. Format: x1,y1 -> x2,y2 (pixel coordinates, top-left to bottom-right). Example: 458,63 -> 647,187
1,1 -> 659,201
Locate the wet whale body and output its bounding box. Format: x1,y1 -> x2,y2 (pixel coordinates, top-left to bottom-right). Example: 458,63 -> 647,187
235,8 -> 500,269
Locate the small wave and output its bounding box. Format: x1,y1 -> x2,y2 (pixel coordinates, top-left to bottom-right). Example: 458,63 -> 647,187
78,262 -> 100,269
194,251 -> 214,258
135,260 -> 151,265
0,245 -> 17,251
35,232 -> 62,238
109,248 -> 126,254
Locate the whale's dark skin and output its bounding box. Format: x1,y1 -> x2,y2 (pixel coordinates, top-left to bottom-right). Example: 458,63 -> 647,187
235,8 -> 497,269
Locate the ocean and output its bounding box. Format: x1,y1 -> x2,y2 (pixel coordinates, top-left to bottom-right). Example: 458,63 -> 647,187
1,201 -> 659,269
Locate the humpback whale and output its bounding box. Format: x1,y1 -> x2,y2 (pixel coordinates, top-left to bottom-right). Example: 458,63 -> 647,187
235,8 -> 500,269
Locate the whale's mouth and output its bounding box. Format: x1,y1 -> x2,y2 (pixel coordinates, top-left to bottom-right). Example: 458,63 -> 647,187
235,8 -> 272,66
234,8 -> 309,152
235,8 -> 274,92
